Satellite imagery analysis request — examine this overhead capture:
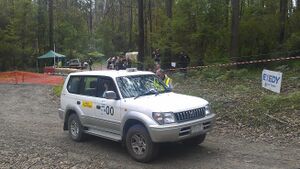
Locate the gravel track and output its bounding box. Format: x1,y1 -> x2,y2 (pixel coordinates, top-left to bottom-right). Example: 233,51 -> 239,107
0,84 -> 299,169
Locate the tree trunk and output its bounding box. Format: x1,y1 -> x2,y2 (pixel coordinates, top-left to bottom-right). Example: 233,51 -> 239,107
48,0 -> 54,50
22,2 -> 29,69
164,0 -> 173,68
137,0 -> 144,70
149,0 -> 153,54
230,0 -> 240,62
37,0 -> 46,54
128,0 -> 133,50
240,0 -> 244,18
88,0 -> 93,35
144,0 -> 148,57
118,0 -> 123,32
166,0 -> 172,18
279,0 -> 287,45
225,0 -> 230,27
297,0 -> 300,9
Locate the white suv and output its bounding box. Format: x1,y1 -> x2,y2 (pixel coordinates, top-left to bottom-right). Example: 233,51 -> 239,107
59,69 -> 215,162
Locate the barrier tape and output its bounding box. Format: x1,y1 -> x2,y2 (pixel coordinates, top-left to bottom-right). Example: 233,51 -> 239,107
166,56 -> 300,71
0,71 -> 64,85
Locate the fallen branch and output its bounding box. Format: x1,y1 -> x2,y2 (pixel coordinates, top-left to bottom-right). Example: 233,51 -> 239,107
263,113 -> 290,126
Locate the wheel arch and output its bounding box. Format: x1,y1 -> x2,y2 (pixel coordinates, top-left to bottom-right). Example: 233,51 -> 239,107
122,119 -> 147,140
63,109 -> 78,130
121,111 -> 157,142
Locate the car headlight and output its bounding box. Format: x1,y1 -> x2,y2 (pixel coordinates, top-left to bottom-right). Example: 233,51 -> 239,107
152,112 -> 175,125
205,104 -> 213,115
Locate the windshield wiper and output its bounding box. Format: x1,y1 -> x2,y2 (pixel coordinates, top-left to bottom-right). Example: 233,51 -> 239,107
134,89 -> 158,99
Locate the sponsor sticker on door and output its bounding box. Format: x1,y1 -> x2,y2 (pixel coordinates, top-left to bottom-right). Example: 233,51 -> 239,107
262,69 -> 283,93
82,101 -> 93,108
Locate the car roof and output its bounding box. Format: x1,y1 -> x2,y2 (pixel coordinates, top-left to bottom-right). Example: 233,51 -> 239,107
69,70 -> 155,78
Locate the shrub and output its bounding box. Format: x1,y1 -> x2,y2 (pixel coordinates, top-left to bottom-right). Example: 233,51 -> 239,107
53,85 -> 63,97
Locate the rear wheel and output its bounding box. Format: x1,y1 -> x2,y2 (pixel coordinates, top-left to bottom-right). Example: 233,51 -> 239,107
126,124 -> 159,163
183,134 -> 206,146
68,114 -> 85,142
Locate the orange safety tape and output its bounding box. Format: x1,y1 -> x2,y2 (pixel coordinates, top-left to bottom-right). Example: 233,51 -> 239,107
0,71 -> 64,85
167,56 -> 300,71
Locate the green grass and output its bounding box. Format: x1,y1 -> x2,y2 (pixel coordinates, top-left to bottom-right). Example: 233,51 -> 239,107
261,91 -> 300,110
53,85 -> 63,97
172,66 -> 300,134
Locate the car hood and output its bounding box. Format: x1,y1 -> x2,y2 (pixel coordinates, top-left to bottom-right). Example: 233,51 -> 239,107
122,92 -> 208,113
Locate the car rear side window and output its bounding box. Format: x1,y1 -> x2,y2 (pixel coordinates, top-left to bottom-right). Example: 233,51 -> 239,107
79,77 -> 98,97
67,76 -> 81,94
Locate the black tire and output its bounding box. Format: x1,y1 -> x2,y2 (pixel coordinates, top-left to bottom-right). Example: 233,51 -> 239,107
183,134 -> 206,146
68,114 -> 85,142
126,124 -> 159,163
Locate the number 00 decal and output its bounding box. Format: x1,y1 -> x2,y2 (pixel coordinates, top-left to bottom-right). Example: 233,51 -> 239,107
110,107 -> 114,116
105,106 -> 114,116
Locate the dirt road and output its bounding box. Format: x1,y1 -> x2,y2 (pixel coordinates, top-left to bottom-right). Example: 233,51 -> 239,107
0,84 -> 299,169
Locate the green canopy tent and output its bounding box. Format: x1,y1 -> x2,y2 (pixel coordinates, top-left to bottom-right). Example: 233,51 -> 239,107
38,50 -> 66,66
37,50 -> 66,72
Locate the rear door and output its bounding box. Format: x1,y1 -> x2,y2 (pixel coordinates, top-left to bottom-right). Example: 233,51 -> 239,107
76,76 -> 98,127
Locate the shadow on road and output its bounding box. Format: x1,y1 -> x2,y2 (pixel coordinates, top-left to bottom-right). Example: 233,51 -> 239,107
66,134 -> 218,164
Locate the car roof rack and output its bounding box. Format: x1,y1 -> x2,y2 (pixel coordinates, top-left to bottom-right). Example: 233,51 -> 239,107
126,68 -> 138,72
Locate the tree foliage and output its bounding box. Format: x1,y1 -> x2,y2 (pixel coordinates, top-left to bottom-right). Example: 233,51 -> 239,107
0,0 -> 300,71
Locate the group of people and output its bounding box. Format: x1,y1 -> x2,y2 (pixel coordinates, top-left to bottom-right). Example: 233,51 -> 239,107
106,55 -> 132,70
152,49 -> 190,70
104,49 -> 191,89
151,49 -> 191,89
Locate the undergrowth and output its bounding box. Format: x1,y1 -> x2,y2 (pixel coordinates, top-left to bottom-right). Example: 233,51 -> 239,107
172,66 -> 300,137
53,85 -> 63,97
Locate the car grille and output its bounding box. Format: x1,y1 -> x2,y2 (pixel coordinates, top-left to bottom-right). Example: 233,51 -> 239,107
174,107 -> 206,123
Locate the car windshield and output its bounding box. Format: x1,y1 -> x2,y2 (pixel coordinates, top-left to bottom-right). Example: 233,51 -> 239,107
116,74 -> 169,99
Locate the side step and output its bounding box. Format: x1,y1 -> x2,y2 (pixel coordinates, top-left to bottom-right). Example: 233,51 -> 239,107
85,129 -> 122,142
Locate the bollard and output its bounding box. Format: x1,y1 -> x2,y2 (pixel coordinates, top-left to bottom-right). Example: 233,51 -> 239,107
22,72 -> 25,83
14,71 -> 18,85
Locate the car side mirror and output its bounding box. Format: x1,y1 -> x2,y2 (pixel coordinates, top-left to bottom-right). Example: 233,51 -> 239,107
104,91 -> 117,100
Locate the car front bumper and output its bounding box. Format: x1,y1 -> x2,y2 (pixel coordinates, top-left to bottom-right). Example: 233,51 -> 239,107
148,114 -> 216,142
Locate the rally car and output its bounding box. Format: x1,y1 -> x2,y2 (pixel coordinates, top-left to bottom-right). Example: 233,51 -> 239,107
58,68 -> 215,162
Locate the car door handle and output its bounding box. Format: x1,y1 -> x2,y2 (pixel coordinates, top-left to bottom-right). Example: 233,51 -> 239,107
96,105 -> 101,109
77,101 -> 81,105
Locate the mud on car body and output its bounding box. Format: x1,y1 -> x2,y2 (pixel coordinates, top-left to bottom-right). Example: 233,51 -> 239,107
58,68 -> 216,162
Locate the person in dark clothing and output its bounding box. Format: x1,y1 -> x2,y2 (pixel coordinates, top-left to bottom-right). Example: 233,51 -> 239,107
88,57 -> 93,71
115,56 -> 121,70
126,57 -> 132,68
120,57 -> 127,70
107,57 -> 112,69
153,49 -> 161,64
179,51 -> 190,74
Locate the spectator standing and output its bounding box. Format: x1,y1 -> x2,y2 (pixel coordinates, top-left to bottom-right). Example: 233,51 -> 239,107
126,57 -> 132,68
179,51 -> 190,74
154,49 -> 161,64
107,57 -> 112,69
88,57 -> 93,71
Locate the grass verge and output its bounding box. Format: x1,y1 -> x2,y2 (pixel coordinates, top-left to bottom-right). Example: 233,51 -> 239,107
53,84 -> 63,97
172,66 -> 300,143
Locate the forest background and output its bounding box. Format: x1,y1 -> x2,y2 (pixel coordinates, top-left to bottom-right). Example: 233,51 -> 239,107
0,0 -> 300,71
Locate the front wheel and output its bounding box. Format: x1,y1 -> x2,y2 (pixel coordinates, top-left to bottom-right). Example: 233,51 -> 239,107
183,133 -> 206,146
68,114 -> 85,142
126,124 -> 159,163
